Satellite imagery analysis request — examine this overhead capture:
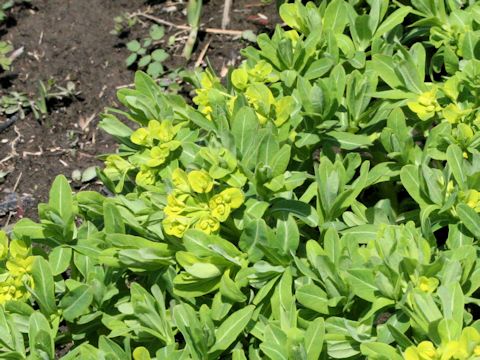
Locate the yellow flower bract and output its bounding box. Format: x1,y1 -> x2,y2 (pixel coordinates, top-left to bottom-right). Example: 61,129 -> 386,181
405,327 -> 480,360
163,169 -> 244,238
0,234 -> 35,305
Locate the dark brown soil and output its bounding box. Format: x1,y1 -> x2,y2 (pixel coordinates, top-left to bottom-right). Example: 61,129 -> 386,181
0,0 -> 280,227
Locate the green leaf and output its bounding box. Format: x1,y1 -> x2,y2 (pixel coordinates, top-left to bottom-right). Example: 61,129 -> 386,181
48,246 -> 72,276
276,215 -> 300,255
231,107 -> 259,158
49,175 -> 73,224
126,52 -> 138,67
239,219 -> 269,262
323,0 -> 348,34
370,54 -> 402,89
150,24 -> 165,40
360,342 -> 403,360
374,6 -> 411,39
29,312 -> 54,360
219,271 -> 247,303
59,284 -> 93,322
127,40 -> 141,52
456,204 -> 480,238
269,199 -> 319,227
138,55 -> 152,68
13,218 -> 46,239
209,305 -> 255,354
345,268 -> 378,301
270,144 -> 291,177
30,257 -> 57,316
103,201 -> 125,234
152,49 -> 169,62
400,165 -> 428,207
446,144 -> 467,190
173,304 -> 206,360
147,61 -> 164,78
438,284 -> 464,326
327,131 -> 372,150
304,318 -> 325,360
296,284 -> 329,314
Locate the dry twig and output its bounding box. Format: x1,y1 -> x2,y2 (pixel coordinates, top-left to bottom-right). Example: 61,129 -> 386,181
194,39 -> 211,68
0,126 -> 22,164
132,12 -> 246,36
222,0 -> 233,29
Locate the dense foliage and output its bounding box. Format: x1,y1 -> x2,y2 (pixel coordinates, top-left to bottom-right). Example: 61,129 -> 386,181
3,0 -> 480,358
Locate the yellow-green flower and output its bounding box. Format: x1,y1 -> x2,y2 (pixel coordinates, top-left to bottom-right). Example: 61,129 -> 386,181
136,168 -> 156,187
460,189 -> 480,212
0,239 -> 35,305
407,88 -> 441,121
194,216 -> 220,234
274,96 -> 295,127
441,341 -> 468,359
148,120 -> 176,142
442,103 -> 471,124
163,216 -> 191,238
474,346 -> 480,356
284,30 -> 300,47
405,341 -> 437,360
209,195 -> 231,222
130,119 -> 181,147
417,276 -> 439,294
131,127 -> 150,146
0,231 -> 8,261
188,170 -> 214,193
164,192 -> 188,216
218,188 -> 244,208
405,327 -> 480,360
163,166 -> 244,238
6,256 -> 34,277
249,60 -> 275,83
145,146 -> 170,167
104,155 -> 133,182
231,67 -> 249,90
172,168 -> 191,193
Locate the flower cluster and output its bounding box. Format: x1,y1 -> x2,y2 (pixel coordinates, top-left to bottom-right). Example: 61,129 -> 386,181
460,189 -> 480,212
104,119 -> 183,189
162,168 -> 244,238
192,71 -> 232,121
0,233 -> 34,304
416,276 -> 439,294
405,327 -> 480,360
131,119 -> 182,187
231,60 -> 279,90
407,87 -> 442,121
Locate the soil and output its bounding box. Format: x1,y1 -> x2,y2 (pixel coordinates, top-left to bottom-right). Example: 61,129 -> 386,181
0,0 -> 280,227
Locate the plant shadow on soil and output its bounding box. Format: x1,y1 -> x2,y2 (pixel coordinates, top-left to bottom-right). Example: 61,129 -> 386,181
0,0 -> 280,227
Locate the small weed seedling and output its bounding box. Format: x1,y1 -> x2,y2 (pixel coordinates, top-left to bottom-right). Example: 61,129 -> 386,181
32,79 -> 81,120
126,24 -> 169,79
0,91 -> 30,118
0,41 -> 12,70
0,0 -> 31,23
111,12 -> 137,36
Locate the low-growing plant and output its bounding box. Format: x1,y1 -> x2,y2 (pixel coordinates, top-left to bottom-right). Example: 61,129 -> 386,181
0,0 -> 30,24
0,79 -> 80,121
0,40 -> 12,70
126,24 -> 169,79
111,12 -> 138,36
32,79 -> 81,120
5,0 -> 480,359
0,90 -> 30,117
